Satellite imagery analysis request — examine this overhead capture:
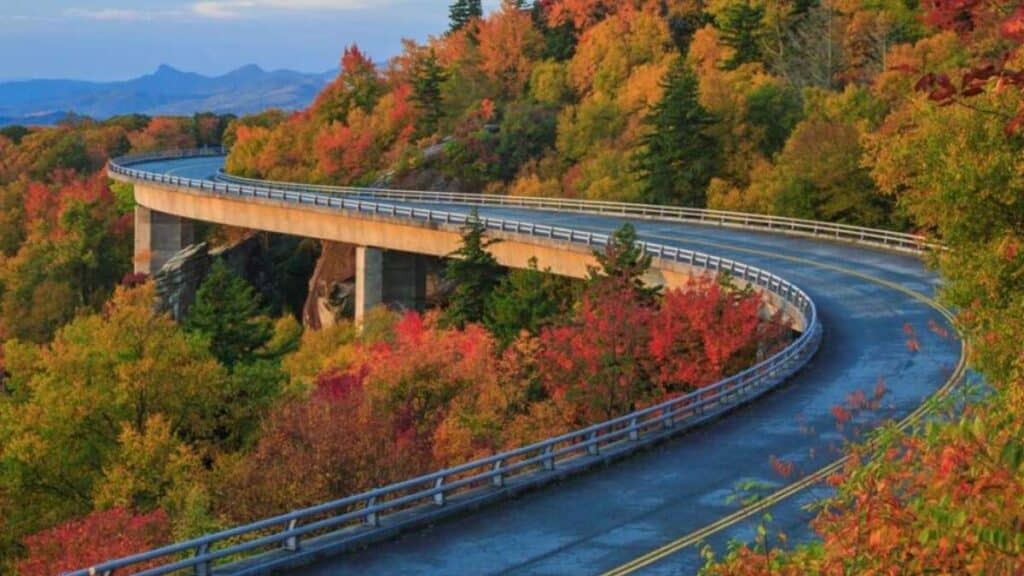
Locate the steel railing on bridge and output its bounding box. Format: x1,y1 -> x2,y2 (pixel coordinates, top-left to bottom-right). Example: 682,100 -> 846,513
214,169 -> 935,255
74,149 -> 828,575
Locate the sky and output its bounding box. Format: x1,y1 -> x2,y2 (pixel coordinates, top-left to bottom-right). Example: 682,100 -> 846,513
0,0 -> 503,81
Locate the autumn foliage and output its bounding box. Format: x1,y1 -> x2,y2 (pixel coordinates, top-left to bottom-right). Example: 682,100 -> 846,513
210,277 -> 783,525
15,508 -> 170,576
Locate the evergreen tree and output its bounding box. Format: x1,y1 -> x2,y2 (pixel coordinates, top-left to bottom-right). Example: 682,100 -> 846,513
532,1 -> 577,61
186,260 -> 273,368
411,50 -> 447,137
443,210 -> 503,329
485,257 -> 574,346
588,223 -> 661,304
633,60 -> 719,207
449,0 -> 483,34
717,1 -> 766,70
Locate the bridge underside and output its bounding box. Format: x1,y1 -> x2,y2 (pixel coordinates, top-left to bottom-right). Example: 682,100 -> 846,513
130,182 -> 806,330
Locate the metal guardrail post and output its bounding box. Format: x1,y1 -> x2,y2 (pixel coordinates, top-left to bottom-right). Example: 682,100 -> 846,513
365,496 -> 380,527
492,460 -> 505,488
194,543 -> 210,576
434,478 -> 446,506
283,519 -> 300,552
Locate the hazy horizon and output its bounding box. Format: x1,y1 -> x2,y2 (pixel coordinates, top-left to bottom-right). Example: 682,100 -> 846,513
0,1 -> 502,82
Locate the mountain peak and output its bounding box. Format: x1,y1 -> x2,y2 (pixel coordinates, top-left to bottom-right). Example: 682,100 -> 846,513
153,64 -> 186,76
232,64 -> 265,74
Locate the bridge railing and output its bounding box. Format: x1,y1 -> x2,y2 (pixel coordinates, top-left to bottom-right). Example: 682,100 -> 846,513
77,151 -> 822,576
112,147 -> 934,254
213,173 -> 934,255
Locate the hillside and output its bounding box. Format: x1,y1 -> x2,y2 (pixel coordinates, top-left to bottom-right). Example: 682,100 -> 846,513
0,64 -> 333,125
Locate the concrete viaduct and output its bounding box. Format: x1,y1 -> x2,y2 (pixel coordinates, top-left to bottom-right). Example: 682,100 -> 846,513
75,151 -> 964,576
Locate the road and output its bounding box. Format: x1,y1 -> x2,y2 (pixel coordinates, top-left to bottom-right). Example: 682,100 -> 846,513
131,157 -> 963,575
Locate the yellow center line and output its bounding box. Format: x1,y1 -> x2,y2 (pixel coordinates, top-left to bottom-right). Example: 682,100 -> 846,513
599,235 -> 969,576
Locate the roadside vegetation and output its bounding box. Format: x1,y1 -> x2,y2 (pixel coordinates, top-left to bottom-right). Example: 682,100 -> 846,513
0,0 -> 1022,573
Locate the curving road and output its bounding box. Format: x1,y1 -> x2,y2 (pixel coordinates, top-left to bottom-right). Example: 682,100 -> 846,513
127,156 -> 962,575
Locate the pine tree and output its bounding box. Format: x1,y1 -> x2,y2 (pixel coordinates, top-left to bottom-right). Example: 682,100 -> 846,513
186,260 -> 273,367
411,50 -> 447,137
633,59 -> 719,207
485,257 -> 574,346
443,210 -> 503,328
588,223 -> 661,304
449,0 -> 484,34
717,1 -> 766,70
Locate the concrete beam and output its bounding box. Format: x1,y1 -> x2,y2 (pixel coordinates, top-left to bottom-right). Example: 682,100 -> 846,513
134,206 -> 195,275
355,246 -> 383,324
131,182 -> 806,331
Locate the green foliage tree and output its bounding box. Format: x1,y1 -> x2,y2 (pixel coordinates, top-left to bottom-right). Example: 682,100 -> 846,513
588,223 -> 660,304
449,0 -> 484,33
485,257 -> 575,345
532,2 -> 578,61
185,261 -> 274,368
32,132 -> 92,179
0,126 -> 28,146
0,286 -> 226,560
495,102 -> 558,181
716,1 -> 766,70
745,83 -> 804,158
411,50 -> 447,137
443,210 -> 503,328
633,60 -> 719,206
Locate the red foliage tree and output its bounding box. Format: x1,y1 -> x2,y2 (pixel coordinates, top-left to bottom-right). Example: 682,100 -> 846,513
648,281 -> 776,393
537,286 -> 656,426
16,508 -> 170,576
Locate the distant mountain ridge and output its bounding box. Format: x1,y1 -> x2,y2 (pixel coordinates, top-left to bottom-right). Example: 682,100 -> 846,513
0,64 -> 335,125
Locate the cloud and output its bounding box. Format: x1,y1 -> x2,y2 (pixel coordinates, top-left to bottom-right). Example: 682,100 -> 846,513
190,0 -> 374,19
64,8 -> 184,21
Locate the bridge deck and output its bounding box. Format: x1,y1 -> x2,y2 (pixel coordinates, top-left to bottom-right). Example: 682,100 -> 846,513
128,157 -> 960,575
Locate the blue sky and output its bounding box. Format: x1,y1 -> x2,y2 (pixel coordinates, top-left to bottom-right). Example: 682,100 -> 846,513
0,1 -> 502,81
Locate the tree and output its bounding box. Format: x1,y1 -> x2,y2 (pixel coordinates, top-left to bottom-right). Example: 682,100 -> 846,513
16,508 -> 171,576
648,281 -> 779,393
485,257 -> 575,345
0,126 -> 28,146
411,50 -> 447,137
716,1 -> 765,70
764,118 -> 892,226
449,0 -> 484,34
588,223 -> 660,303
443,211 -> 503,328
129,117 -> 197,153
185,260 -> 274,368
0,175 -> 132,343
0,286 -> 226,553
313,45 -> 384,125
477,2 -> 545,96
744,82 -> 803,158
495,102 -> 559,181
537,286 -> 655,426
633,59 -> 720,207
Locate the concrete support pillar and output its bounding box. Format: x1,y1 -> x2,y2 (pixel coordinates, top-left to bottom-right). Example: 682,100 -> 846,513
134,206 -> 195,275
355,246 -> 384,323
384,252 -> 429,312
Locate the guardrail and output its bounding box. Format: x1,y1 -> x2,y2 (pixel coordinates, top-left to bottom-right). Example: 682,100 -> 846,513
77,150 -> 822,576
115,147 -> 935,254
215,171 -> 933,255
